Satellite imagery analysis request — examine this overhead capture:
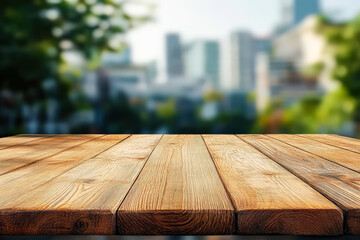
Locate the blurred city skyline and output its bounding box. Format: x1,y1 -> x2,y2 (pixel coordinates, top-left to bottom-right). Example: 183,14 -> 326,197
127,0 -> 360,67
2,0 -> 360,137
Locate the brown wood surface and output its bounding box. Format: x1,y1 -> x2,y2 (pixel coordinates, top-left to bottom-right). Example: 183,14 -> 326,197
240,134 -> 360,235
117,135 -> 234,235
203,135 -> 342,235
0,134 -> 101,176
0,135 -> 130,207
0,134 -> 359,235
299,134 -> 360,155
270,134 -> 360,172
0,135 -> 161,234
0,135 -> 48,150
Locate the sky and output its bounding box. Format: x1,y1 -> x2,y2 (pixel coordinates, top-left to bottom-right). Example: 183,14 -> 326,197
126,0 -> 360,69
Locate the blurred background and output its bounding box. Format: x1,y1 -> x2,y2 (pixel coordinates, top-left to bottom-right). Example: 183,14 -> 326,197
1,0 -> 360,137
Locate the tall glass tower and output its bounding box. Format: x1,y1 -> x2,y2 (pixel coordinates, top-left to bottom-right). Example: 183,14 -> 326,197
294,0 -> 320,25
282,0 -> 321,26
166,33 -> 184,78
184,40 -> 220,88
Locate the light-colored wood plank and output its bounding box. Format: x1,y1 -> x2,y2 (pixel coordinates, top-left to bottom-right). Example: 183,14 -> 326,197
203,135 -> 343,235
240,134 -> 360,235
0,134 -> 102,175
269,134 -> 360,172
0,135 -> 48,150
0,135 -> 161,235
0,134 -> 130,207
299,134 -> 360,155
117,135 -> 234,235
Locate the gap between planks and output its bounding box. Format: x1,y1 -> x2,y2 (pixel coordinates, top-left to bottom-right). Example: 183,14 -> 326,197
204,134 -> 342,235
0,135 -> 51,151
0,134 -> 139,234
297,134 -> 360,156
116,135 -> 235,235
268,134 -> 360,173
0,134 -> 355,235
27,134 -> 132,191
114,134 -> 163,235
0,134 -> 104,177
200,134 -> 238,233
239,135 -> 360,235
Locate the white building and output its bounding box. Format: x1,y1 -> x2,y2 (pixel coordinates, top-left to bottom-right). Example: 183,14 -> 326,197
103,65 -> 148,98
228,31 -> 272,93
256,53 -> 321,112
274,16 -> 337,92
230,31 -> 256,92
256,16 -> 337,112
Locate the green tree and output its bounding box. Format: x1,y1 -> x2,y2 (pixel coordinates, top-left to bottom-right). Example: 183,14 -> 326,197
255,15 -> 360,136
0,0 -> 151,135
317,15 -> 360,135
157,98 -> 177,122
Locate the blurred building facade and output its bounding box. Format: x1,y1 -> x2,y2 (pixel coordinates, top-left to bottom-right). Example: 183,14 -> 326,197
274,16 -> 337,92
256,53 -> 322,111
166,33 -> 185,79
278,0 -> 321,34
101,47 -> 131,66
256,16 -> 332,112
184,40 -> 220,88
229,31 -> 272,92
230,31 -> 255,92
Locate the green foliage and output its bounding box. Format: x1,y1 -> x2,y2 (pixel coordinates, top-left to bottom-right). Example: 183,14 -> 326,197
282,95 -> 321,133
157,99 -> 177,121
316,87 -> 355,130
301,62 -> 325,78
317,14 -> 360,135
0,0 -> 151,135
255,88 -> 356,134
107,93 -> 142,133
0,0 -> 150,100
284,88 -> 355,133
320,16 -> 360,99
256,14 -> 360,136
203,90 -> 223,102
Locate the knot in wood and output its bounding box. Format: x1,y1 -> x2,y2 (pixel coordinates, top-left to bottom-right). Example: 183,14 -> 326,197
73,217 -> 89,232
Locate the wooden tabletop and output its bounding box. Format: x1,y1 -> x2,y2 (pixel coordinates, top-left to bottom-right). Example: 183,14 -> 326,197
0,134 -> 359,235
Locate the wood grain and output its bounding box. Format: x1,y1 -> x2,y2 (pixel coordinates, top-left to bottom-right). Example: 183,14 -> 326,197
0,135 -> 130,207
269,134 -> 360,172
0,135 -> 161,235
240,134 -> 360,235
299,134 -> 360,155
0,135 -> 48,150
117,135 -> 234,235
203,135 -> 343,235
0,134 -> 101,175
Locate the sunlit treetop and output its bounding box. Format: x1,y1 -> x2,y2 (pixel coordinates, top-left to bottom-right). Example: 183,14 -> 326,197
0,0 -> 153,100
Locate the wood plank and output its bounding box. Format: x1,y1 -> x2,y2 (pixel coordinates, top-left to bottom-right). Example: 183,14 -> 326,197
203,135 -> 343,235
0,134 -> 102,175
117,135 -> 234,235
0,135 -> 48,150
299,134 -> 360,154
240,134 -> 360,235
0,134 -> 130,207
269,134 -> 360,173
0,135 -> 161,235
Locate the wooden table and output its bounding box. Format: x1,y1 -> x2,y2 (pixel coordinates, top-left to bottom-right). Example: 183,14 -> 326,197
0,134 -> 359,236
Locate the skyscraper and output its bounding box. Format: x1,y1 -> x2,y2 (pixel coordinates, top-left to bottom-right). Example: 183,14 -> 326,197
166,33 -> 184,78
184,40 -> 220,88
230,31 -> 256,92
282,0 -> 321,26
